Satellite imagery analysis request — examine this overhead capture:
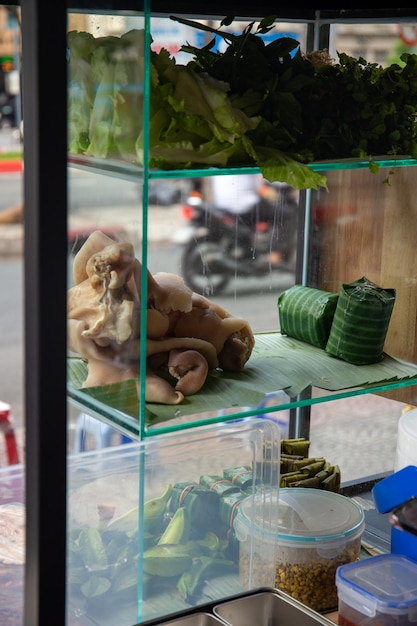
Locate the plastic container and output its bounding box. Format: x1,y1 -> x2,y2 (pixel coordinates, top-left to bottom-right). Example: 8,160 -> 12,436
395,408 -> 417,470
234,488 -> 365,613
336,553 -> 417,626
372,464 -> 417,513
371,465 -> 417,562
66,416 -> 281,625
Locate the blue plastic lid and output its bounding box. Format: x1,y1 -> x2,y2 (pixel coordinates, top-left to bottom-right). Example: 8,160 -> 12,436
336,554 -> 417,617
372,465 -> 417,513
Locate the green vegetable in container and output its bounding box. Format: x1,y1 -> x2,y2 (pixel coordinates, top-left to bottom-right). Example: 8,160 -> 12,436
67,30 -> 97,154
177,556 -> 237,601
143,544 -> 193,577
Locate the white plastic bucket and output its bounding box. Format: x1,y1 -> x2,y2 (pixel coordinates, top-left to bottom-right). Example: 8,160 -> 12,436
395,408 -> 417,470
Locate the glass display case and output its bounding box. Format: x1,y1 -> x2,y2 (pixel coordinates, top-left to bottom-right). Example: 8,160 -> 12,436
17,1 -> 417,624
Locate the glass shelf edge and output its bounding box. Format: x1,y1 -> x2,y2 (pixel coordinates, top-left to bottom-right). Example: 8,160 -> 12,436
67,385 -> 140,440
311,156 -> 417,172
68,375 -> 417,441
68,155 -> 417,182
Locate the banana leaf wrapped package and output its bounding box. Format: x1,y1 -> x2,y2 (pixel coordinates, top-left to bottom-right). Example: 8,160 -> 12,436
169,483 -> 220,537
325,276 -> 396,365
277,285 -> 339,348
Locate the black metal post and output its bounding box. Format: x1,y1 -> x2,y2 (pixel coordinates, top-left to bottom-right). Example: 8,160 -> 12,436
21,0 -> 68,623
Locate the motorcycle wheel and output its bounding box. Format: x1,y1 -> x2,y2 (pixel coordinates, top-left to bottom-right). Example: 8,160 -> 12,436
181,239 -> 231,296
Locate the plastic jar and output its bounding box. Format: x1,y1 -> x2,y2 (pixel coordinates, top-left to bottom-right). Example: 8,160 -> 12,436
234,488 -> 365,613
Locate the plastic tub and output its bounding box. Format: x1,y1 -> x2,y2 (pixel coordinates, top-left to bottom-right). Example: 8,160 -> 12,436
395,408 -> 417,470
371,464 -> 417,562
234,488 -> 365,613
336,553 -> 417,626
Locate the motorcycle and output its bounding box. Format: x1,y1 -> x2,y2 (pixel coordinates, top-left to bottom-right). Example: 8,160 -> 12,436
172,181 -> 299,296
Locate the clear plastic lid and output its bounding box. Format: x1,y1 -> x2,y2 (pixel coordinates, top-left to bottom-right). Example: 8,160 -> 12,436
234,488 -> 364,546
276,488 -> 364,545
336,554 -> 417,617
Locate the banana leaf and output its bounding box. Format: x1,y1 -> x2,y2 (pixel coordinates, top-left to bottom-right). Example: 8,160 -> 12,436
67,332 -> 417,428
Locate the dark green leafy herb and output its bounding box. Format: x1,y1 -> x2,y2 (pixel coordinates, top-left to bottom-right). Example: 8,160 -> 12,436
171,16 -> 417,175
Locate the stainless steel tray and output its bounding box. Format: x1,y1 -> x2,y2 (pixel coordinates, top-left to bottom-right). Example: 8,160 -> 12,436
141,588 -> 336,626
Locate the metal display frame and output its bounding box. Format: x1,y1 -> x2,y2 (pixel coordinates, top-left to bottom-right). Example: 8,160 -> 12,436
17,3 -> 417,624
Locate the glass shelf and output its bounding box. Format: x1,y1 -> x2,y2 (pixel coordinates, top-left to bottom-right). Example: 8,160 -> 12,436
67,331 -> 417,439
67,152 -> 417,441
68,154 -> 417,183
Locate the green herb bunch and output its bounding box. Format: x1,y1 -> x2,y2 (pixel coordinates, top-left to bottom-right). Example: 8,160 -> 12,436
68,18 -> 417,190
173,15 -> 417,177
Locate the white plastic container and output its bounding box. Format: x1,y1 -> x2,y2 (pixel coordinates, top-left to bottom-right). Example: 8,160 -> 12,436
395,408 -> 417,470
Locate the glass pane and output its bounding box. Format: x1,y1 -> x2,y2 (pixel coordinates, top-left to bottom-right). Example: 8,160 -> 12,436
65,9 -> 417,441
307,164 -> 417,482
148,173 -> 298,319
67,9 -> 147,440
66,407 -> 281,625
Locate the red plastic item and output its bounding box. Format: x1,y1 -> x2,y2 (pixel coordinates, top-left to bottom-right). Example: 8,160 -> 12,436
0,401 -> 19,465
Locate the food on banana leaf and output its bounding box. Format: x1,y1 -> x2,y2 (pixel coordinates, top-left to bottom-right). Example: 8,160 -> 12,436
67,230 -> 254,405
279,438 -> 341,492
325,276 -> 396,365
281,438 -> 311,457
278,284 -> 339,348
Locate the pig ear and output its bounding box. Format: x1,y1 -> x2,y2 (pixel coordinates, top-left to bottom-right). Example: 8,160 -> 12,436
69,240 -> 137,346
149,272 -> 193,314
145,365 -> 184,405
85,241 -> 135,290
168,349 -> 209,396
73,230 -> 117,285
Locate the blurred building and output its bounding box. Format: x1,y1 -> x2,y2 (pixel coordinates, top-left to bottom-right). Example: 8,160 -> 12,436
330,21 -> 416,64
0,6 -> 20,128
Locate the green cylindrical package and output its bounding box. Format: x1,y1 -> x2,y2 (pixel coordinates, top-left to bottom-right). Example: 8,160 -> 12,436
278,284 -> 339,348
325,276 -> 396,365
199,475 -> 241,496
219,492 -> 246,528
169,482 -> 220,536
223,466 -> 257,491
